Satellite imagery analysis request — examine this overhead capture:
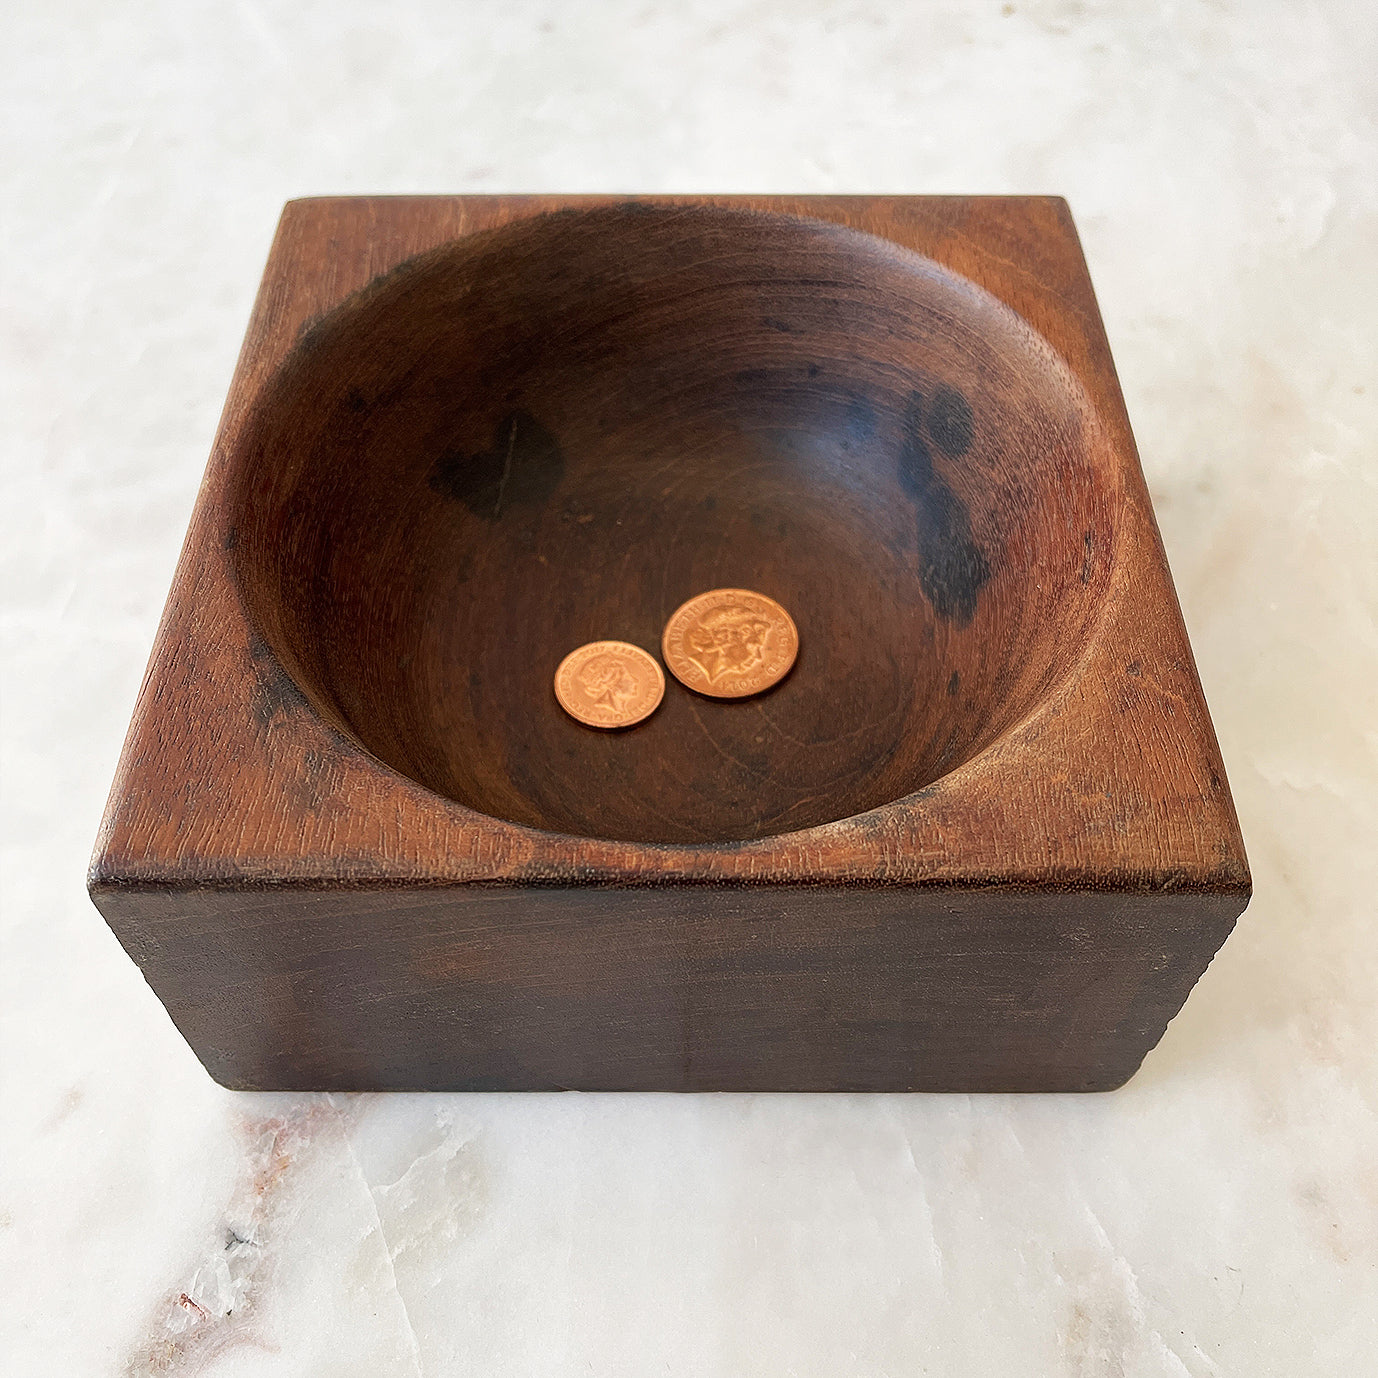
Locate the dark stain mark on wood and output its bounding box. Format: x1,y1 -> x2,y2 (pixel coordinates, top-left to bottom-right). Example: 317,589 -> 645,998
839,394 -> 879,453
248,637 -> 307,729
429,410 -> 564,521
928,384 -> 974,458
899,389 -> 990,625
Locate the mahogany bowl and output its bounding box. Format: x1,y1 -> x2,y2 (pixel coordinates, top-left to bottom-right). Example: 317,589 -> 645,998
90,196 -> 1249,1091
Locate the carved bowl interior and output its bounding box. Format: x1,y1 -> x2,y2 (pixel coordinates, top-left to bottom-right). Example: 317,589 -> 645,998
231,204 -> 1118,844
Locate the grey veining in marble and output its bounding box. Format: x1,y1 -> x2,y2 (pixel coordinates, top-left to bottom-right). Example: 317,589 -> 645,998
2,2 -> 1375,1373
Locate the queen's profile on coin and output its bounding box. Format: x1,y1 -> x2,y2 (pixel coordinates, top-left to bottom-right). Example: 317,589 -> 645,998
554,640 -> 664,728
579,650 -> 640,711
663,588 -> 798,699
684,604 -> 772,684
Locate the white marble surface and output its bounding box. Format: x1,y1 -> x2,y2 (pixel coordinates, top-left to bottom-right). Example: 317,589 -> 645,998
3,2 -> 1376,1373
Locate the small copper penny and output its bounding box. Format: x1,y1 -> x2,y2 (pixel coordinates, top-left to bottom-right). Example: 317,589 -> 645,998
554,640 -> 665,729
662,588 -> 799,699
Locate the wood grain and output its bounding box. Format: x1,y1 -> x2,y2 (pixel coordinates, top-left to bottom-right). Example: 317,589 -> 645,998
89,196 -> 1250,1091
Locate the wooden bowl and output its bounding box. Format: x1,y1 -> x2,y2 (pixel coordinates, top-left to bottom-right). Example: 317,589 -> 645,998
232,205 -> 1114,845
90,196 -> 1250,1091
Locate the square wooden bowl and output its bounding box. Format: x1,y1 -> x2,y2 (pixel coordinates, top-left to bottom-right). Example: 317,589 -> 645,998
89,195 -> 1250,1091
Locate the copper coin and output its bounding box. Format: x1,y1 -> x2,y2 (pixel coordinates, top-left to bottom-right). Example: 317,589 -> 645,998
661,588 -> 799,699
554,640 -> 665,728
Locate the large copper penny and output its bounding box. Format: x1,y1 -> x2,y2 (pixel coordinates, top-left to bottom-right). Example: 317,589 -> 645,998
662,588 -> 799,699
554,640 -> 665,728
